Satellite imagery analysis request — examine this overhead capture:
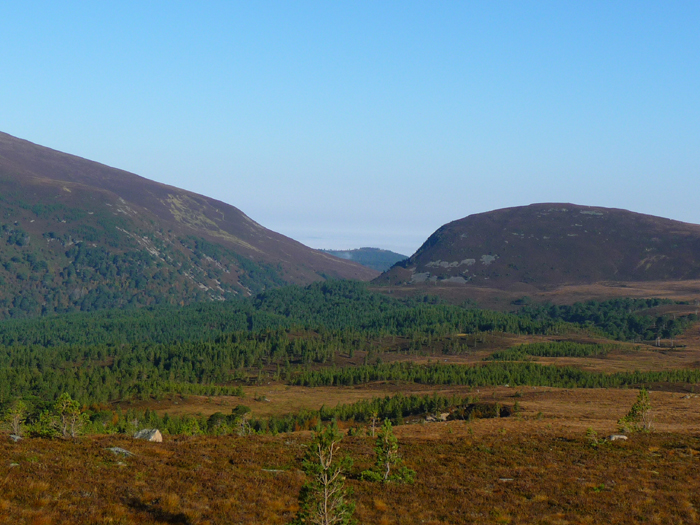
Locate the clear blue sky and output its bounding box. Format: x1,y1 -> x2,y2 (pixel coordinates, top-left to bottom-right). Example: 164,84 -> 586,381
2,2 -> 698,255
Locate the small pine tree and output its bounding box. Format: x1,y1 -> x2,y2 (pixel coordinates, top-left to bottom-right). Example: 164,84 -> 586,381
361,419 -> 415,484
585,427 -> 600,448
369,411 -> 379,438
293,421 -> 356,525
4,399 -> 27,436
618,388 -> 653,433
33,409 -> 59,438
54,393 -> 88,439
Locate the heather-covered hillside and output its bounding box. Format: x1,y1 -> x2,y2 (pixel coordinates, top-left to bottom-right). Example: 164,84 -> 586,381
0,132 -> 376,318
377,204 -> 700,288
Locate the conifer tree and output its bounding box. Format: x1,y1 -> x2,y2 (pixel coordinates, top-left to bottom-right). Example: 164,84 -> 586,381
4,399 -> 27,436
54,393 -> 88,439
293,421 -> 355,525
361,419 -> 415,483
618,388 -> 653,433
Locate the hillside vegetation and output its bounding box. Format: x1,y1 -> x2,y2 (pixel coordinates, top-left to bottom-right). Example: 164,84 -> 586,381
0,131 -> 375,320
377,203 -> 700,287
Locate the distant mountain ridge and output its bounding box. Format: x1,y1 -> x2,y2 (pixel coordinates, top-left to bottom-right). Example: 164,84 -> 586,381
375,203 -> 700,288
321,247 -> 408,272
0,131 -> 376,318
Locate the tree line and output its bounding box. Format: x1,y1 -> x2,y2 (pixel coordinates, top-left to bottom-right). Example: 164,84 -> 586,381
291,360 -> 700,389
486,341 -> 625,361
3,391 -> 474,438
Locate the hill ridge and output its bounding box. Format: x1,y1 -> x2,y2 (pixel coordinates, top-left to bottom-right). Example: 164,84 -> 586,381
376,203 -> 700,288
0,131 -> 376,319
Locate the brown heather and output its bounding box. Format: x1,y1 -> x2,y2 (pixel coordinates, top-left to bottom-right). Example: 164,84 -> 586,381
2,408 -> 699,524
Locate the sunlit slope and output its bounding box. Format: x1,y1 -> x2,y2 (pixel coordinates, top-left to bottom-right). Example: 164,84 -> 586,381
376,203 -> 700,288
0,131 -> 376,318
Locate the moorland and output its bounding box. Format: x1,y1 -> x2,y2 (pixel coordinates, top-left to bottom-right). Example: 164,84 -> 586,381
2,280 -> 700,524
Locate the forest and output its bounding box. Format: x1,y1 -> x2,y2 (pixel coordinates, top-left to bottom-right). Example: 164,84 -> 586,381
1,280 -> 698,437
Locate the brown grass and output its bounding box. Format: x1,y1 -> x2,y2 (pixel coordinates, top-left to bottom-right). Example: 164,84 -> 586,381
2,401 -> 700,524
371,279 -> 700,310
115,322 -> 700,422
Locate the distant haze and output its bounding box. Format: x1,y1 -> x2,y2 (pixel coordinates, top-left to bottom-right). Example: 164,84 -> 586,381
321,247 -> 408,273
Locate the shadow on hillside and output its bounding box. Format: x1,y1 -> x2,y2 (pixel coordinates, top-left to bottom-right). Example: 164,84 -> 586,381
126,498 -> 193,524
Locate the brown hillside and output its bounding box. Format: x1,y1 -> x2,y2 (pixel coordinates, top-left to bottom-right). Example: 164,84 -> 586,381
376,203 -> 700,290
0,131 -> 376,317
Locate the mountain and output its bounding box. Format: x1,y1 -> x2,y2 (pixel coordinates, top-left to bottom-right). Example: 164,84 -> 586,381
320,247 -> 408,272
0,131 -> 377,318
375,203 -> 700,288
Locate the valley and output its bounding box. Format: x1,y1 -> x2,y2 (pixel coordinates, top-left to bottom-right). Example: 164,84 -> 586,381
1,134 -> 699,524
4,3 -> 699,523
2,280 -> 700,523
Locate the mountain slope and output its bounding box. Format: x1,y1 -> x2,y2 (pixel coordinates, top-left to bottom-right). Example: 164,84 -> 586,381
0,131 -> 376,318
375,203 -> 700,288
320,247 -> 408,272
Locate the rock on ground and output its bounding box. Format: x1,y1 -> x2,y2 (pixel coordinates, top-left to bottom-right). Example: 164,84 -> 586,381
133,429 -> 163,442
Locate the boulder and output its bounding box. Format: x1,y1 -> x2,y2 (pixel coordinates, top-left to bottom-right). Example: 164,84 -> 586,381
133,429 -> 163,442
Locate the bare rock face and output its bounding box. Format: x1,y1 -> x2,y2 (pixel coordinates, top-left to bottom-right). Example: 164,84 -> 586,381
133,429 -> 163,442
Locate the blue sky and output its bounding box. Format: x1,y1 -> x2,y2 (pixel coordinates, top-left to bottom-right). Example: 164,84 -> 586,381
1,2 -> 698,255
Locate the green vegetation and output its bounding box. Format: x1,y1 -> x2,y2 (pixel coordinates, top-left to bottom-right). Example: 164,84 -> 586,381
247,392 -> 475,434
0,188 -> 286,319
291,361 -> 700,389
360,419 -> 415,483
180,235 -> 285,293
253,281 -> 570,336
2,282 -> 694,347
0,280 -> 571,347
3,398 -> 27,436
0,300 -> 288,347
618,387 -> 653,433
518,298 -> 698,341
486,341 -> 624,361
0,390 -> 485,439
0,280 -> 698,440
293,421 -> 356,525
